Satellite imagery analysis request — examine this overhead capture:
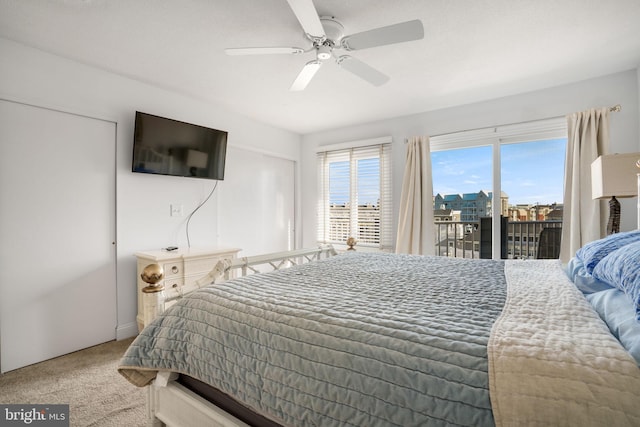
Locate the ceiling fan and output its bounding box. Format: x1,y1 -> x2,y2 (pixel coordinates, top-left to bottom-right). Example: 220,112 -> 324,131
224,0 -> 424,91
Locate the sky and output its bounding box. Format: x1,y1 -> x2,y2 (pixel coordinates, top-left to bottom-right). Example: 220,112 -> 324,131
329,158 -> 380,205
431,138 -> 567,206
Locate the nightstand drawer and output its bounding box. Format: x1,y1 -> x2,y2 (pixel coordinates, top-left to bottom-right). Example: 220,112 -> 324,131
163,278 -> 186,299
184,257 -> 222,276
163,262 -> 183,278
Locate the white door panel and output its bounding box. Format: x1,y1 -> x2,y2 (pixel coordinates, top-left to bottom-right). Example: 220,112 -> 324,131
218,147 -> 295,257
0,101 -> 116,372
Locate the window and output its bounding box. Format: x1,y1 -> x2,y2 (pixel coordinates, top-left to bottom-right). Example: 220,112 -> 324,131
317,138 -> 392,249
431,118 -> 567,259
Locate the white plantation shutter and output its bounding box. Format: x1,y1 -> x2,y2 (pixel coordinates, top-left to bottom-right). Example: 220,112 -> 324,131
317,139 -> 392,249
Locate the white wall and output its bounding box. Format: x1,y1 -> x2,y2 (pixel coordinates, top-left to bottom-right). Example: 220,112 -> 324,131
300,69 -> 640,248
0,37 -> 302,339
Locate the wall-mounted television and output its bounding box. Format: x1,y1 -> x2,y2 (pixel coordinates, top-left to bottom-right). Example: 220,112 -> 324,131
132,111 -> 228,180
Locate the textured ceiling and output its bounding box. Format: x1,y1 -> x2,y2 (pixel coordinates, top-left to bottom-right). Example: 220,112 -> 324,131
1,0 -> 640,134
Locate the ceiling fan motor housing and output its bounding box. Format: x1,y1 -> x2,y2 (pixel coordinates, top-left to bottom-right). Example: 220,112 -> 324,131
312,16 -> 343,60
319,16 -> 344,44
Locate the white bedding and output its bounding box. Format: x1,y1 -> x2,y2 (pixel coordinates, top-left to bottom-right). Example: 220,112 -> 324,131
489,260 -> 640,426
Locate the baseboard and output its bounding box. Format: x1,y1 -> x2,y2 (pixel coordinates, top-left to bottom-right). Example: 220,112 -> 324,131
116,322 -> 139,340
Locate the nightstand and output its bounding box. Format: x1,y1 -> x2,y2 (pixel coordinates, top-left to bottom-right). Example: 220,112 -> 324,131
135,247 -> 240,331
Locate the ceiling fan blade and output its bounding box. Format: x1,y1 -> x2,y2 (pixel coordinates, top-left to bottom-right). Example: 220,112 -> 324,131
286,0 -> 325,38
290,60 -> 322,91
341,19 -> 424,51
225,47 -> 305,56
337,55 -> 389,86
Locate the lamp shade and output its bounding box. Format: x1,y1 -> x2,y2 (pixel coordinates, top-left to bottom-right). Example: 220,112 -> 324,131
591,153 -> 640,200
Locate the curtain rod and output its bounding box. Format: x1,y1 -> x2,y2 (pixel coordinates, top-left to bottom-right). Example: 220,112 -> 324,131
404,104 -> 622,143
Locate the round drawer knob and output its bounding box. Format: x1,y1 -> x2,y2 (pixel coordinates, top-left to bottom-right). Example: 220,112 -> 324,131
172,283 -> 178,288
171,266 -> 179,274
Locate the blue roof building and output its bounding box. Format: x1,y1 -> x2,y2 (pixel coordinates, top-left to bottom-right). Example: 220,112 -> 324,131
434,190 -> 508,222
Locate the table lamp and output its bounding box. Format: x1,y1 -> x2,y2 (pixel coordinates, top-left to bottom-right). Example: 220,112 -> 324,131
591,153 -> 640,234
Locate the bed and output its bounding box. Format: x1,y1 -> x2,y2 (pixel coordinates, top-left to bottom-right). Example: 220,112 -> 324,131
119,235 -> 640,427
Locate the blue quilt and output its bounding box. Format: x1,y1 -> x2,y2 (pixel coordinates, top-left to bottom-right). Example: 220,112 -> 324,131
119,252 -> 506,427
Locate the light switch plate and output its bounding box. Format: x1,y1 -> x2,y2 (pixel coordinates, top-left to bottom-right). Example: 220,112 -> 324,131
170,204 -> 183,217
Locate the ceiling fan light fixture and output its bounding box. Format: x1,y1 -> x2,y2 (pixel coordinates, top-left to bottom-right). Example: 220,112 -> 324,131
316,45 -> 332,60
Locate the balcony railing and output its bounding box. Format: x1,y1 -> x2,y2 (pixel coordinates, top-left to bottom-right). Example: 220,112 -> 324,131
434,219 -> 562,259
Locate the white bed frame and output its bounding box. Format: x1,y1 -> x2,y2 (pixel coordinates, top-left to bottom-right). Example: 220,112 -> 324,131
144,244 -> 337,427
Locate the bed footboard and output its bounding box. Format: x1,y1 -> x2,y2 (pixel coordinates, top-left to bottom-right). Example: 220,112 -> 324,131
148,378 -> 250,427
211,243 -> 337,281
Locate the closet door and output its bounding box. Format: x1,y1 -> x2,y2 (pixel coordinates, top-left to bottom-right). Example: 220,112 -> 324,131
0,100 -> 116,373
218,147 -> 295,256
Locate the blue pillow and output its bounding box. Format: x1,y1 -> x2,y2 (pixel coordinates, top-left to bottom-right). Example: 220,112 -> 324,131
587,288 -> 640,366
592,240 -> 640,320
566,257 -> 614,294
575,229 -> 640,274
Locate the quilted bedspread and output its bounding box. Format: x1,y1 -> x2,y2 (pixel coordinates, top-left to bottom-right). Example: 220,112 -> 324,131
119,252 -> 506,427
489,260 -> 640,426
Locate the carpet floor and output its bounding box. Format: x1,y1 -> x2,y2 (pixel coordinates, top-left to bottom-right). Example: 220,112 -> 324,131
0,338 -> 146,426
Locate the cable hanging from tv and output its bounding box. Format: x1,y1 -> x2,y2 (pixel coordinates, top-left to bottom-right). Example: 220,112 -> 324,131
185,181 -> 219,248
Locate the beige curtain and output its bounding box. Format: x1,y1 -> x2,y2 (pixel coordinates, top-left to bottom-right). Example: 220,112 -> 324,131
396,136 -> 435,255
560,108 -> 610,262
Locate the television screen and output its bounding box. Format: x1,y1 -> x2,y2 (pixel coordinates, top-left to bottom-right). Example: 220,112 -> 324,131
132,111 -> 228,180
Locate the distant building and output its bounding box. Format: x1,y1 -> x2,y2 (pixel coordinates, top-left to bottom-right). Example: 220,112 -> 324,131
434,208 -> 461,222
504,203 -> 563,259
434,190 -> 509,222
507,203 -> 563,221
327,202 -> 381,245
546,205 -> 563,221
